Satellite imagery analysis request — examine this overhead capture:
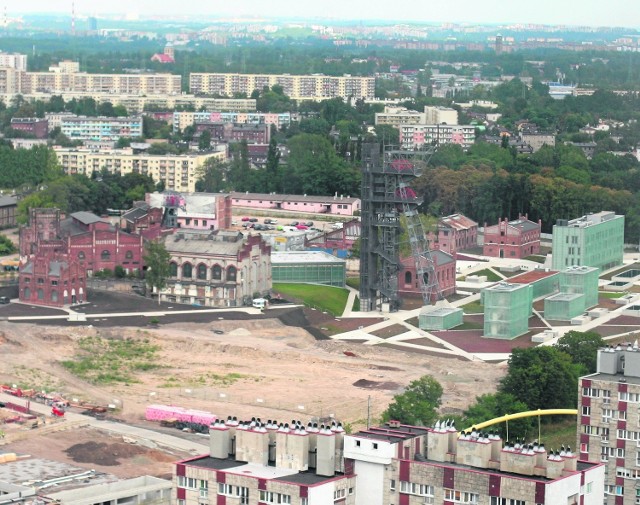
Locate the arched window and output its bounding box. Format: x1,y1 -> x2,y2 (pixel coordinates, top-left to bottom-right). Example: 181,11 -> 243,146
197,264 -> 207,280
24,287 -> 31,299
405,271 -> 412,285
182,263 -> 192,279
78,251 -> 85,260
212,264 -> 222,280
169,262 -> 178,277
125,250 -> 134,259
227,266 -> 237,282
101,250 -> 111,261
37,288 -> 44,300
51,290 -> 58,303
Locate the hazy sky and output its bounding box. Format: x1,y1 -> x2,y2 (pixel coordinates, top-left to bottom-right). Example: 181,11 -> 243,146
8,0 -> 640,28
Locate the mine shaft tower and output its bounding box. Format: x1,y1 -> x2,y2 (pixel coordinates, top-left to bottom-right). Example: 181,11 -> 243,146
359,144 -> 440,312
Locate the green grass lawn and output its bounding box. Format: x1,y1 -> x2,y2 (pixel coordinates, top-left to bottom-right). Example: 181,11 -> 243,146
524,255 -> 546,264
599,292 -> 626,299
346,277 -> 360,289
454,321 -> 483,330
461,300 -> 484,314
272,283 -> 350,316
471,268 -> 502,282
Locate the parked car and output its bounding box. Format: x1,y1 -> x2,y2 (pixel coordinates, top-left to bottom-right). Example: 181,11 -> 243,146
264,218 -> 272,224
241,217 -> 250,222
304,221 -> 314,227
249,218 -> 258,222
289,221 -> 299,226
269,219 -> 278,224
296,225 -> 309,230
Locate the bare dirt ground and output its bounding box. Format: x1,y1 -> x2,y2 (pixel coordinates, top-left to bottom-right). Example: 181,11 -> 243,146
3,427 -> 183,479
0,317 -> 505,429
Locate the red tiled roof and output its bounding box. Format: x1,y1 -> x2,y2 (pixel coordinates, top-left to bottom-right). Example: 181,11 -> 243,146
440,213 -> 478,231
151,53 -> 174,63
509,269 -> 558,284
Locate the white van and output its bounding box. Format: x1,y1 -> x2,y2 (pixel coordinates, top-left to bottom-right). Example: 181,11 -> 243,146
252,298 -> 268,309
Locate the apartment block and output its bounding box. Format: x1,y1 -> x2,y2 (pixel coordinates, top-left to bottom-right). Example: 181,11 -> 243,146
0,52 -> 27,71
374,106 -> 426,127
173,111 -> 291,132
520,132 -> 556,152
424,105 -> 459,125
578,345 -> 640,504
173,416 -> 604,505
552,211 -> 625,271
9,117 -> 49,139
189,72 -> 375,101
53,147 -> 226,192
399,124 -> 476,150
60,115 -> 143,141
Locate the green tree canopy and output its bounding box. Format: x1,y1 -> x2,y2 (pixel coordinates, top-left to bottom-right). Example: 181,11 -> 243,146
143,240 -> 171,304
499,347 -> 580,411
463,392 -> 533,440
555,330 -> 605,375
382,375 -> 443,426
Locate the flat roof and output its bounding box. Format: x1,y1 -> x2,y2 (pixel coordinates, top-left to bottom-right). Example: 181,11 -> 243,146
185,456 -> 249,470
509,270 -> 559,284
419,306 -> 461,317
271,251 -> 345,264
274,472 -> 343,485
225,462 -> 298,480
485,282 -> 529,292
546,292 -> 583,302
588,372 -> 640,386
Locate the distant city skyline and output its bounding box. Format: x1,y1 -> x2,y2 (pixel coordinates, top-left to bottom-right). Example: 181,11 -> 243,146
8,0 -> 640,29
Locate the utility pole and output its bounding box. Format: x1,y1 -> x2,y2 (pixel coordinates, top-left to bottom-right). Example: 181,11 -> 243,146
367,395 -> 371,429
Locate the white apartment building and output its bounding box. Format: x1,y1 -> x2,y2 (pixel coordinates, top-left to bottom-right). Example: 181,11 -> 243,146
53,147 -> 225,192
399,123 -> 476,150
374,106 -> 426,126
579,345 -> 640,504
189,72 -> 375,101
173,111 -> 291,132
61,116 -> 144,141
0,52 -> 27,71
173,417 -> 604,505
424,105 -> 459,125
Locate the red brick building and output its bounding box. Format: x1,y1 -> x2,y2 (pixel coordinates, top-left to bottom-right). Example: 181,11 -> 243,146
398,249 -> 456,301
426,213 -> 478,255
19,252 -> 86,307
483,214 -> 542,259
20,209 -> 151,276
195,122 -> 271,144
10,117 -> 49,139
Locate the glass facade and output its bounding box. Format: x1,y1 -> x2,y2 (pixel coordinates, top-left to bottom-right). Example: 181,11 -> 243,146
483,283 -> 533,339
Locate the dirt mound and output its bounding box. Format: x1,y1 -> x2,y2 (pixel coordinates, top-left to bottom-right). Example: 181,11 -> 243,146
353,379 -> 401,390
65,440 -> 148,466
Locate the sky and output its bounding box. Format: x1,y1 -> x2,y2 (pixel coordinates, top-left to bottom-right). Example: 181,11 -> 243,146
7,0 -> 640,29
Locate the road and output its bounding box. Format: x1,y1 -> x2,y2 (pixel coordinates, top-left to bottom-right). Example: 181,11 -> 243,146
2,393 -> 210,455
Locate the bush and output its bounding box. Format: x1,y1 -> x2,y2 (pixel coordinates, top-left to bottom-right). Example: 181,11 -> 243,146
114,265 -> 126,279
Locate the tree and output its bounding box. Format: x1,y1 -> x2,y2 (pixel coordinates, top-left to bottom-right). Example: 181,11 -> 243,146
198,129 -> 212,150
143,240 -> 171,305
463,392 -> 533,440
555,330 -> 605,374
382,375 -> 443,426
0,234 -> 16,255
499,347 -> 580,411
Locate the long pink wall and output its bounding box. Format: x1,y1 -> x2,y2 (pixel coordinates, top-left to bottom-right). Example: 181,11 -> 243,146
145,404 -> 216,425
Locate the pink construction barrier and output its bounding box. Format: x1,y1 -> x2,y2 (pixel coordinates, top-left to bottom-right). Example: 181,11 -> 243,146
145,404 -> 216,425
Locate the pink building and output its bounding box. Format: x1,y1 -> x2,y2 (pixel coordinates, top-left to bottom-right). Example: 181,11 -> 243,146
230,192 -> 361,216
398,249 -> 456,301
145,192 -> 232,231
427,213 -> 478,255
483,214 -> 542,259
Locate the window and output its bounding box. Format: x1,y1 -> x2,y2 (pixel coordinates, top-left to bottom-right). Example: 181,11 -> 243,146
177,476 -> 186,487
51,280 -> 58,286
199,480 -> 208,498
404,271 -> 412,284
582,406 -> 591,416
212,264 -> 222,280
37,278 -> 44,284
258,491 -> 291,504
125,250 -> 133,259
583,387 -> 600,397
78,251 -> 85,259
37,288 -> 44,300
373,442 -> 378,449
197,264 -> 207,280
586,482 -> 592,493
334,489 -> 346,500
169,262 -> 178,277
444,490 -> 479,504
101,250 -> 111,260
604,485 -> 624,496
389,479 -> 395,491
227,266 -> 237,282
399,482 -> 434,498
182,263 -> 192,278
